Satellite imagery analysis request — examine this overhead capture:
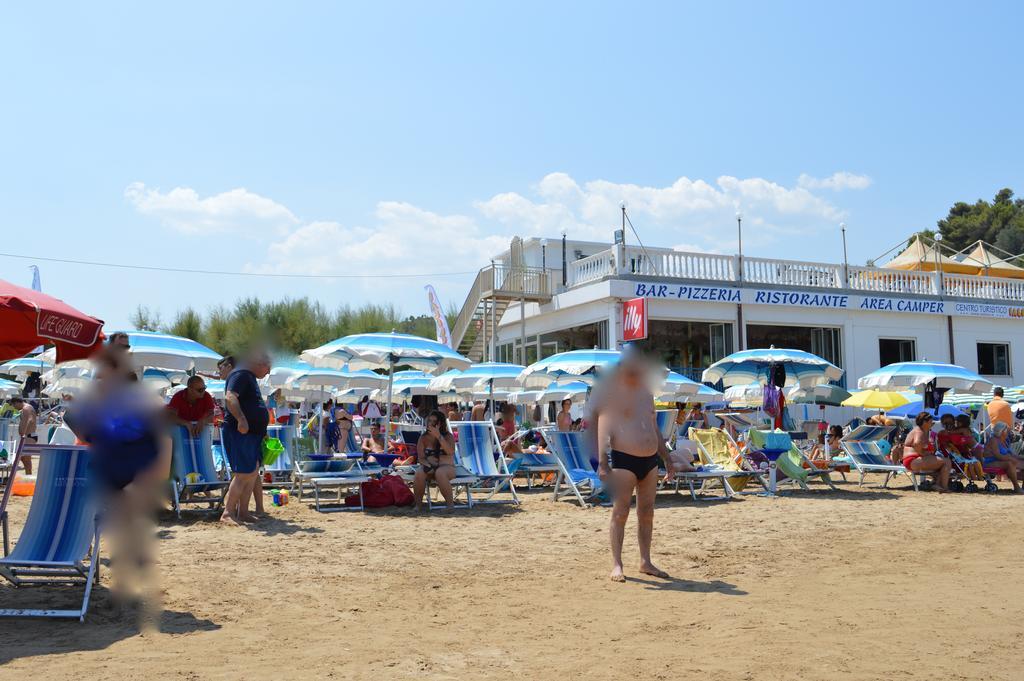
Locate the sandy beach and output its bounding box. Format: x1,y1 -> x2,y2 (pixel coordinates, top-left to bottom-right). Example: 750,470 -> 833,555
1,480 -> 1021,681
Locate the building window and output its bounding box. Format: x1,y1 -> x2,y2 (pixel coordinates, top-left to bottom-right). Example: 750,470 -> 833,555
978,342 -> 1010,376
745,325 -> 843,369
879,338 -> 916,366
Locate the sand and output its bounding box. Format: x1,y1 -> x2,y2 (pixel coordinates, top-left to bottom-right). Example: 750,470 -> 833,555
0,479 -> 1022,681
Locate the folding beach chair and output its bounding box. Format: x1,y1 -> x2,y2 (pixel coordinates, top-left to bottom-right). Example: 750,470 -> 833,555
292,456 -> 371,512
263,424 -> 297,485
450,421 -> 518,506
0,444 -> 100,622
688,427 -> 768,496
655,409 -> 678,449
169,425 -> 230,518
511,436 -> 561,490
746,429 -> 837,495
839,425 -> 912,488
543,428 -> 606,507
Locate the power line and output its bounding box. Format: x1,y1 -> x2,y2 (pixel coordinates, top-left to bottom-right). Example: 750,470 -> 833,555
0,251 -> 477,279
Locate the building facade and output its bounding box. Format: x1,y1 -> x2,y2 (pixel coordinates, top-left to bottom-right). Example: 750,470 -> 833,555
456,236 -> 1024,388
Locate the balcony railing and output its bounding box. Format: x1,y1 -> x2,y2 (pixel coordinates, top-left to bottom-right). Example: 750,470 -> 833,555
563,246 -> 1024,304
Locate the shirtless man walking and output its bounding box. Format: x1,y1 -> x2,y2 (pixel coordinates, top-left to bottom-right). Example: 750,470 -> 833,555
11,397 -> 37,475
588,348 -> 674,582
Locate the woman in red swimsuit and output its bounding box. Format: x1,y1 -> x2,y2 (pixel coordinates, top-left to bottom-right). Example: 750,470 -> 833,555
902,412 -> 950,492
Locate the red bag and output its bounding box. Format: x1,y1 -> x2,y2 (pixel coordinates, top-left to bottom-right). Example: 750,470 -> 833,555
381,474 -> 414,507
345,474 -> 413,508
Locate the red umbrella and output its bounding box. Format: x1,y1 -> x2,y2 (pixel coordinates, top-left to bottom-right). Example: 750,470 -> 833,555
0,278 -> 104,363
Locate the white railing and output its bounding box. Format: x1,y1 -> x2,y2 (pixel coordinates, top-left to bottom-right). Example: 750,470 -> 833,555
568,249 -> 615,287
628,249 -> 737,281
942,272 -> 1024,303
561,245 -> 1024,304
847,266 -> 937,296
743,256 -> 842,288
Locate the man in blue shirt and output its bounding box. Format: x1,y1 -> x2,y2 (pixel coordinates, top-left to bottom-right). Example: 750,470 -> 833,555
221,349 -> 272,525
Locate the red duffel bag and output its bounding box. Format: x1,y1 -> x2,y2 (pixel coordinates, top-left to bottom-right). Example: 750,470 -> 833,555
345,474 -> 414,508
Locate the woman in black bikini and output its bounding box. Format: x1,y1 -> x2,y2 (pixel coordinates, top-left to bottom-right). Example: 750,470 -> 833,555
413,409 -> 457,510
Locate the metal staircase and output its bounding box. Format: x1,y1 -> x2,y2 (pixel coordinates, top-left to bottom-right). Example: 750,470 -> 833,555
452,263 -> 555,361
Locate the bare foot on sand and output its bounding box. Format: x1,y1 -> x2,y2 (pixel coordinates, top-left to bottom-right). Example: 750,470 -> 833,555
609,566 -> 626,582
639,562 -> 670,579
239,513 -> 259,523
219,513 -> 243,526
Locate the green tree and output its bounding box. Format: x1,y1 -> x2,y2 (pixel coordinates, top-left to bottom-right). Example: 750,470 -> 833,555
936,188 -> 1024,259
129,304 -> 161,332
166,307 -> 202,340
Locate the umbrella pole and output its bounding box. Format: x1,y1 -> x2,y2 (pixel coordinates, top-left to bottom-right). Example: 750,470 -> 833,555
385,359 -> 395,451
489,378 -> 494,423
318,389 -> 326,454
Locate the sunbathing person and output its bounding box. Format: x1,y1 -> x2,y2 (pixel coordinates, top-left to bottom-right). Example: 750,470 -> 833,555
811,425 -> 843,461
362,423 -> 388,456
902,412 -> 950,492
982,422 -> 1024,493
412,409 -> 457,510
588,345 -> 674,582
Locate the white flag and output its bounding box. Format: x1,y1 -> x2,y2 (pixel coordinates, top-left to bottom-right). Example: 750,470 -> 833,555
424,285 -> 452,348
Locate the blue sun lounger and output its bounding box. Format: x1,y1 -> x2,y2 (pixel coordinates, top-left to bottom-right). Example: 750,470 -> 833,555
839,425 -> 909,488
543,429 -> 606,507
0,444 -> 100,622
169,425 -> 229,518
450,422 -> 517,507
655,409 -> 678,448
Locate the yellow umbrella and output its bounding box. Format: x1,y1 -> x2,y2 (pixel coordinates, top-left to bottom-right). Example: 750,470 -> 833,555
841,390 -> 911,410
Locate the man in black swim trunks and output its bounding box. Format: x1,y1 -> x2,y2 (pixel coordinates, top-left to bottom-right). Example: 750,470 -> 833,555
588,346 -> 674,582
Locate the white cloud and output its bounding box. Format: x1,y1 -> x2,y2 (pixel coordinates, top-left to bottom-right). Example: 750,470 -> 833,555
124,182 -> 299,235
797,171 -> 873,191
127,170 -> 865,310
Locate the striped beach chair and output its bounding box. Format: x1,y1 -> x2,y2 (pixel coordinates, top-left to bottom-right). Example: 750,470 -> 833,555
0,444 -> 100,622
655,409 -> 678,449
688,427 -> 767,496
543,429 -> 605,507
169,425 -> 229,518
450,421 -> 517,506
264,424 -> 297,484
839,425 -> 910,488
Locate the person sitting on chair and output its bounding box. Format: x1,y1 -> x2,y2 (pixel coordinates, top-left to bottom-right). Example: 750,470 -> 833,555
413,409 -> 457,510
982,422 -> 1024,493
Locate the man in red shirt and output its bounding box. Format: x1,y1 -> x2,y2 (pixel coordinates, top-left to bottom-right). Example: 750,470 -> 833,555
167,376 -> 215,436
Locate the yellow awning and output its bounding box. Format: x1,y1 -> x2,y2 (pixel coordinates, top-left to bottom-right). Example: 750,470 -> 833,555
883,237 -> 978,274
963,242 -> 1024,279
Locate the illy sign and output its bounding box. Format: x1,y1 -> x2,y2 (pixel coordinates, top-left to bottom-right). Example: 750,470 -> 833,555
622,297 -> 648,341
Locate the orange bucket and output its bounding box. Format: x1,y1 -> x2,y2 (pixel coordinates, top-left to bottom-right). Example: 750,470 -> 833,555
11,480 -> 35,496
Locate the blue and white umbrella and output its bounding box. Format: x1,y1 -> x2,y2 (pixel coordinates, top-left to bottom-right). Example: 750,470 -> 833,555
0,355 -> 53,379
426,369 -> 463,393
377,370 -> 435,398
0,378 -> 22,398
517,349 -> 622,389
265,360 -> 313,387
887,400 -> 964,419
450,362 -> 525,413
301,332 -> 471,451
944,386 -> 1024,406
702,347 -> 843,389
657,371 -> 704,400
689,384 -> 727,404
112,330 -> 222,373
142,367 -> 187,391
857,361 -> 993,394
301,332 -> 471,373
539,380 -> 591,403
288,366 -> 385,391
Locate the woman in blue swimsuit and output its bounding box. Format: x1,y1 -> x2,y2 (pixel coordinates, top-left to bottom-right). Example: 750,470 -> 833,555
982,422 -> 1024,493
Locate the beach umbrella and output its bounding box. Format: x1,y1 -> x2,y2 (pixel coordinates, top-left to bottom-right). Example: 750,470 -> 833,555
656,371 -> 704,400
723,382 -> 767,408
142,367 -> 186,391
376,370 -> 436,398
517,349 -> 622,389
887,400 -> 964,419
0,355 -> 53,379
289,366 -> 388,452
109,330 -> 222,373
945,386 -> 1024,406
0,278 -> 104,363
426,369 -> 463,393
265,360 -> 313,387
333,387 -> 377,404
685,384 -> 727,404
788,384 -> 852,407
702,346 -> 844,389
0,378 -> 23,398
857,361 -> 993,394
301,332 -> 471,454
841,389 -> 913,410
450,362 -> 525,417
539,380 -> 591,403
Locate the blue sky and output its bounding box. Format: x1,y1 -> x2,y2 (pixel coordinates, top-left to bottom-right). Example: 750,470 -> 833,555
2,1 -> 1022,330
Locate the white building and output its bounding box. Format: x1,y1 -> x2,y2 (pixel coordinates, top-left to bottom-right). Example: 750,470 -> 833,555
451,235 -> 1024,388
